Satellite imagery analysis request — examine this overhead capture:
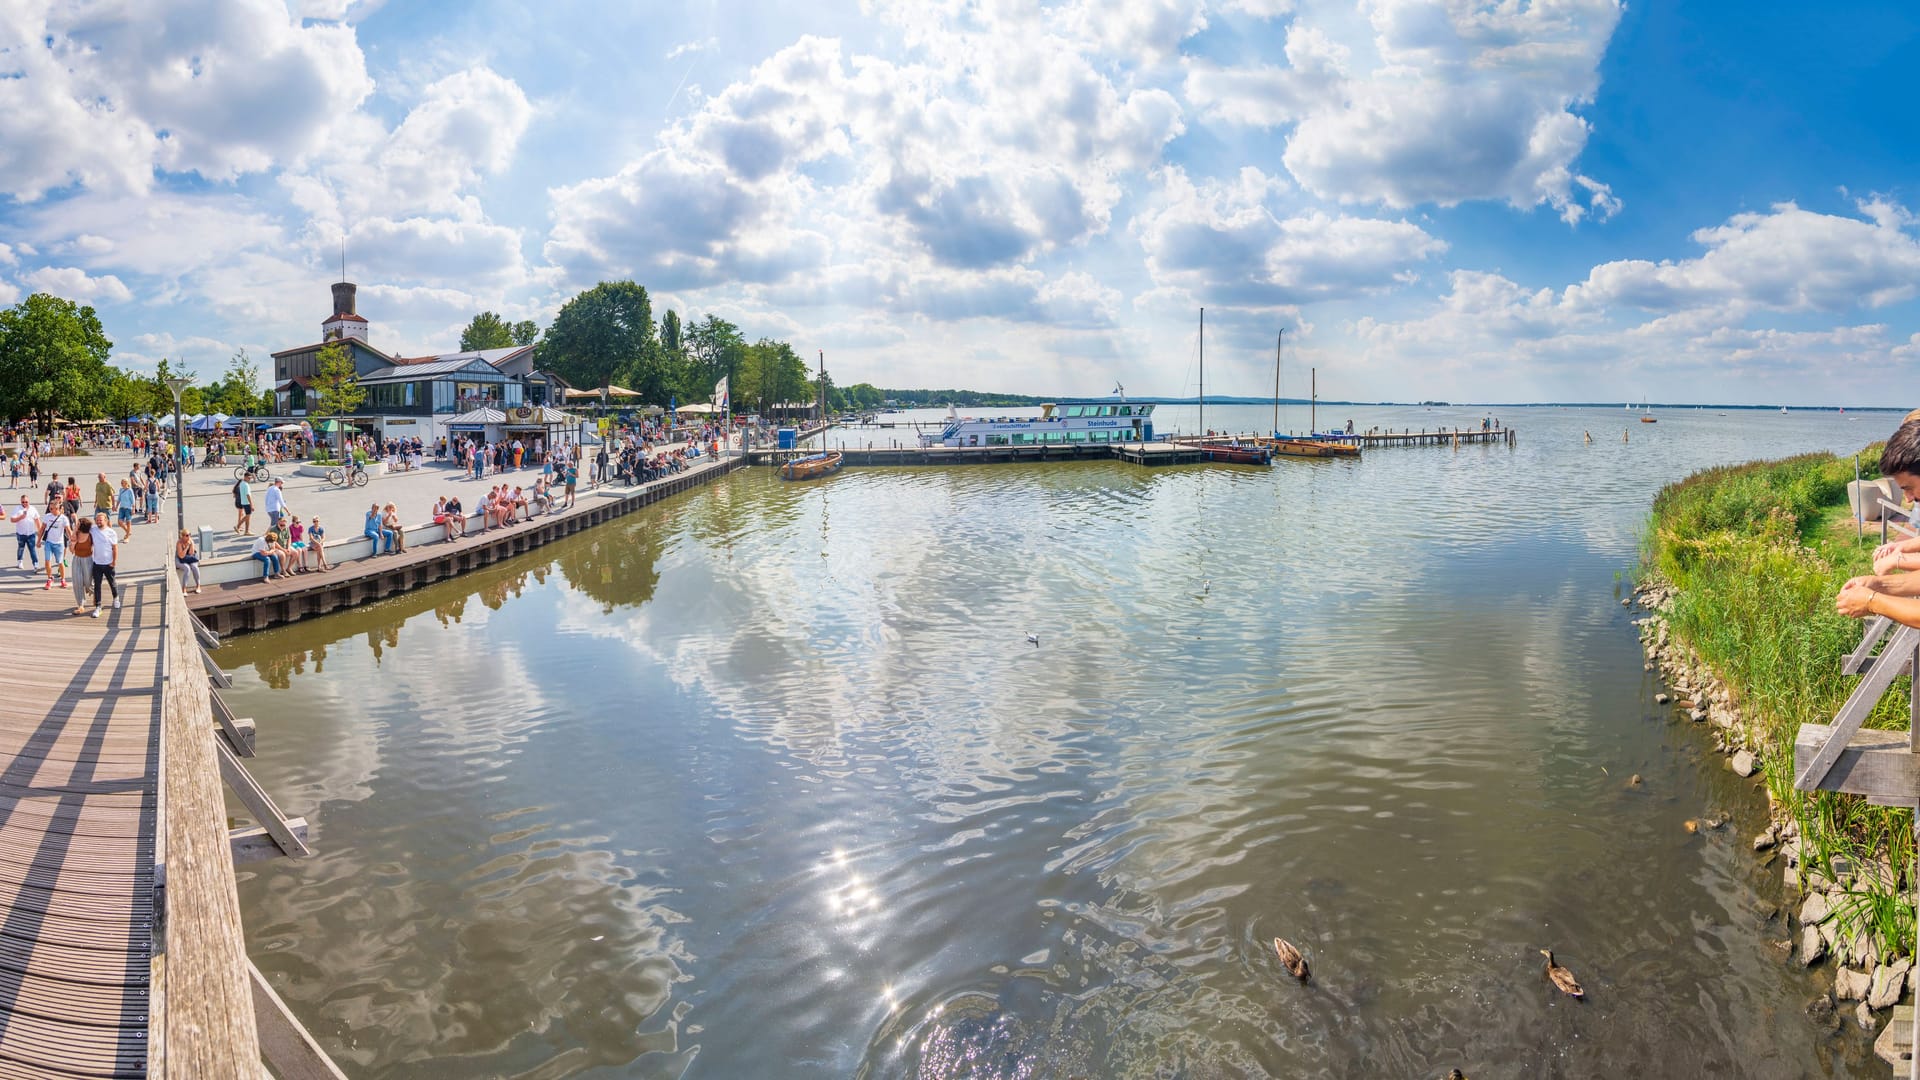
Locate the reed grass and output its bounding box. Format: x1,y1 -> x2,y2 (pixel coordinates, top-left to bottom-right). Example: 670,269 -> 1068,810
1643,444 -> 1915,958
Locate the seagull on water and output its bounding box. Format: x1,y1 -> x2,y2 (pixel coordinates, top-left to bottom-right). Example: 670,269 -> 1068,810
1026,632 -> 1040,647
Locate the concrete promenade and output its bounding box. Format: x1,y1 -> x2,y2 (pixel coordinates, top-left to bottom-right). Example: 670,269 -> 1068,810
24,447 -> 667,576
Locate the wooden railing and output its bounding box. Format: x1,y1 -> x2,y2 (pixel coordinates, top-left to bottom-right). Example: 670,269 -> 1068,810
153,581 -> 260,1077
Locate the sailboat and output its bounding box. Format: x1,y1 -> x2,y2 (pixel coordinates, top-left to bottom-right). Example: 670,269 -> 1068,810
1639,394 -> 1656,423
1190,308 -> 1271,465
780,349 -> 843,479
1263,328 -> 1359,459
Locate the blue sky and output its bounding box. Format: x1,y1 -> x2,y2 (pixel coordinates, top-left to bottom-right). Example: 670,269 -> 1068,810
1,0 -> 1916,405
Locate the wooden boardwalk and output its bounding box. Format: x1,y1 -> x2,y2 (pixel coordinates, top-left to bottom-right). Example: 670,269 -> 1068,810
0,571 -> 163,1077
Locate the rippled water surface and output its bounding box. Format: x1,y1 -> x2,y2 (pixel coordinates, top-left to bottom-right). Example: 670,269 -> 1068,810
223,405 -> 1893,1077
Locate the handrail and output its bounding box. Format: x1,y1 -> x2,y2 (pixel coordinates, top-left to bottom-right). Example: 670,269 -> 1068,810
153,583 -> 261,1076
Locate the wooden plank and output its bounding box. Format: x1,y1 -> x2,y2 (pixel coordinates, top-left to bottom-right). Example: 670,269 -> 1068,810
215,739 -> 310,859
250,961 -> 347,1080
1796,723 -> 1920,799
1797,625 -> 1920,792
1845,615 -> 1894,675
228,819 -> 307,865
209,693 -> 254,758
153,583 -> 259,1078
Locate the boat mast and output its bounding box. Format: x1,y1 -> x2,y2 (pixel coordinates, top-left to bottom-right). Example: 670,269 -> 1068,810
817,350 -> 826,448
1272,328 -> 1283,437
1198,307 -> 1205,437
1310,367 -> 1316,434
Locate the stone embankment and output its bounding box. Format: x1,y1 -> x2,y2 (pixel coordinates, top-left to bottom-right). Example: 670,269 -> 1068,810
1630,578 -> 1917,1048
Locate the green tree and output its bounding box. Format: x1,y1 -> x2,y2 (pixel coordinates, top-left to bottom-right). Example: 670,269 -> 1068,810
0,292 -> 114,430
205,348 -> 271,416
537,281 -> 658,397
460,311 -> 517,351
310,341 -> 365,458
660,309 -> 683,358
511,320 -> 538,346
685,314 -> 743,392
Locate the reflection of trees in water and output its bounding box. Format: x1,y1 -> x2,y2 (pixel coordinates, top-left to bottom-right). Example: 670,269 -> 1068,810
554,523 -> 667,612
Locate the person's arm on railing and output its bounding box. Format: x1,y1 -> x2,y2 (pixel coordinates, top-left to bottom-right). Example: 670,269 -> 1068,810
1838,578 -> 1920,627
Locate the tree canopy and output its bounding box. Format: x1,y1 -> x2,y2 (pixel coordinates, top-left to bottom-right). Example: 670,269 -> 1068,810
461,311 -> 540,352
0,293 -> 114,427
536,281 -> 660,397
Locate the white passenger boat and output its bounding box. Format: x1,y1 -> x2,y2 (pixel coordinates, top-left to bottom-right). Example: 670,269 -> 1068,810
919,399 -> 1156,448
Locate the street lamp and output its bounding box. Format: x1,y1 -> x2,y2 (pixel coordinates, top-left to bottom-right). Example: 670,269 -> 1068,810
165,375 -> 191,539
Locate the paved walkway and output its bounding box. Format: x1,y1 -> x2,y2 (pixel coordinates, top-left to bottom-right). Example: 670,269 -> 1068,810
26,450 -> 635,574
0,569 -> 162,1077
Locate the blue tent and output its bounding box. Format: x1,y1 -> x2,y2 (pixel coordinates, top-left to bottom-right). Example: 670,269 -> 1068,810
189,413 -> 228,432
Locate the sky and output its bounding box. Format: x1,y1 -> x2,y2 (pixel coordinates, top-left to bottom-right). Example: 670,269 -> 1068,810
1,0 -> 1917,405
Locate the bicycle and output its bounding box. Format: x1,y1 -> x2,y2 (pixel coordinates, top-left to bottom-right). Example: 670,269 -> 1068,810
325,463 -> 369,488
234,463 -> 271,483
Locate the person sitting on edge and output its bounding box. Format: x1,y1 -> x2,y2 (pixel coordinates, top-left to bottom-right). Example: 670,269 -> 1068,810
267,530 -> 296,580
308,516 -> 330,570
249,532 -> 281,580
383,503 -> 407,554
1839,419 -> 1920,627
286,515 -> 309,573
364,502 -> 395,555
440,496 -> 467,540
529,481 -> 551,517
511,486 -> 530,521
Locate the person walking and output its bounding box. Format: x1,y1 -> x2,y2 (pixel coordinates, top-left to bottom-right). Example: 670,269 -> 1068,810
88,511 -> 119,617
10,494 -> 41,572
115,479 -> 135,541
93,472 -> 113,518
234,473 -> 254,534
264,479 -> 288,533
41,501 -> 69,591
69,518 -> 93,614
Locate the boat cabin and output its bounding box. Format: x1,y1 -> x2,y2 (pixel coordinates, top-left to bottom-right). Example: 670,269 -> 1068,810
923,399 -> 1155,448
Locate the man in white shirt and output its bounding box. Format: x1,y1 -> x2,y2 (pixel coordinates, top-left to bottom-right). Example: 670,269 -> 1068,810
89,512 -> 119,615
264,479 -> 288,532
10,495 -> 40,571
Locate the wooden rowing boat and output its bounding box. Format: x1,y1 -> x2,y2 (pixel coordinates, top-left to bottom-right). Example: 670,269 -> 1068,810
1259,436 -> 1360,459
779,450 -> 843,480
1198,442 -> 1273,465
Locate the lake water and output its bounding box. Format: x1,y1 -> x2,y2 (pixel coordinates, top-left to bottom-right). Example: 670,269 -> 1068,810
222,404 -> 1894,1077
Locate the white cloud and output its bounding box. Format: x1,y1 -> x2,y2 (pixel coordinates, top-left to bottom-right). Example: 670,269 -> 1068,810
1190,0 -> 1624,224
0,0 -> 373,199
1565,200 -> 1920,314
22,265 -> 133,304
548,19 -> 1186,301
666,37 -> 717,61
1136,165 -> 1445,308
0,281 -> 18,306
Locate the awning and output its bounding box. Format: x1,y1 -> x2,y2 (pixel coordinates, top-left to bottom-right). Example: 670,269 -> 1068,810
675,402 -> 720,415
264,423 -> 304,434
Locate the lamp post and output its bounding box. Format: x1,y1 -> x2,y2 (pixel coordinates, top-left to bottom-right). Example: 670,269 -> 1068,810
165,377 -> 190,539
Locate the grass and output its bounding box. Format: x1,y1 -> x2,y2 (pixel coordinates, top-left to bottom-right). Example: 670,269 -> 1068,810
1643,444 -> 1916,959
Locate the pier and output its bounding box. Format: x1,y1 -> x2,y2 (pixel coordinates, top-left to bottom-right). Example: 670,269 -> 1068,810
0,567 -> 337,1076
189,453 -> 744,636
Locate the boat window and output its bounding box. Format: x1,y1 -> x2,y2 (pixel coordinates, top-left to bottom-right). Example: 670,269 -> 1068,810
987,435 -> 1009,446
1118,406 -> 1131,416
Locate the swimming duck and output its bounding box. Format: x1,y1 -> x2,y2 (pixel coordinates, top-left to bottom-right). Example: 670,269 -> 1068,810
1540,949 -> 1584,998
1273,937 -> 1310,981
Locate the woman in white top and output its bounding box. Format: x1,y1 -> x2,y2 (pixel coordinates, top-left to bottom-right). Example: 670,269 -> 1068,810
40,507 -> 69,590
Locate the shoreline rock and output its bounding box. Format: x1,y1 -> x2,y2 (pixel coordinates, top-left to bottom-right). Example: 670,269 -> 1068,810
1626,576 -> 1914,1034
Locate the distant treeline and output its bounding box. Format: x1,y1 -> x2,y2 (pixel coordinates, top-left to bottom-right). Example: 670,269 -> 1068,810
879,389 -> 1049,407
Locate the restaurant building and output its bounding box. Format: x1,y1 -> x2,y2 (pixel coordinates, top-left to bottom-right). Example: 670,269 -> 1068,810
272,280 -> 570,443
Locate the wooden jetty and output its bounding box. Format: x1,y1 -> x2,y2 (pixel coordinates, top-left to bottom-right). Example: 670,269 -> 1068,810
1282,426 -> 1516,448
1794,511 -> 1920,1078
753,441 -> 1207,467
0,567 -> 338,1076
190,453 -> 743,636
